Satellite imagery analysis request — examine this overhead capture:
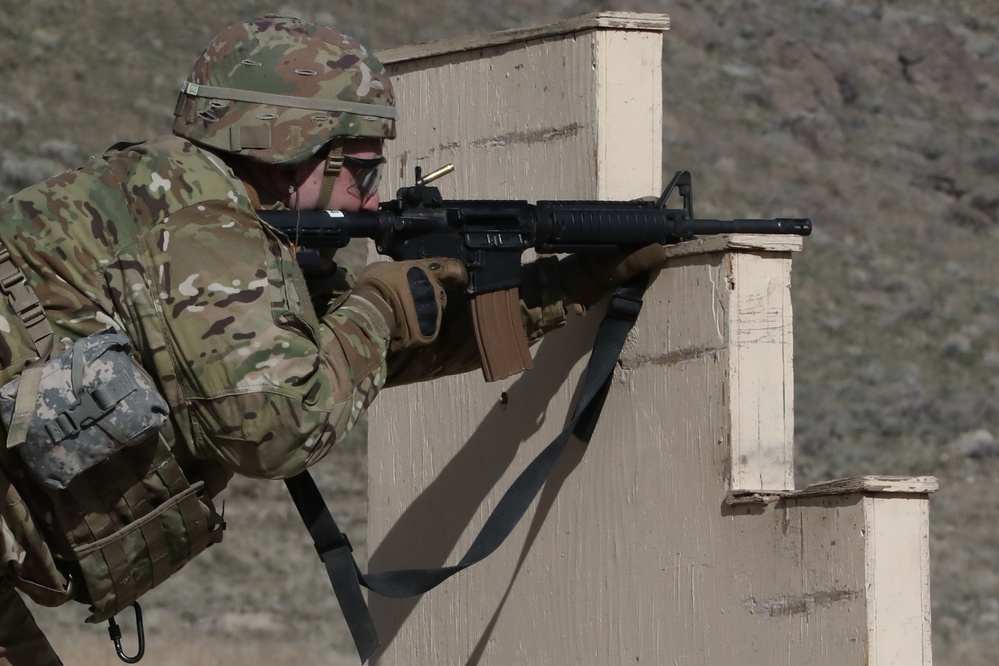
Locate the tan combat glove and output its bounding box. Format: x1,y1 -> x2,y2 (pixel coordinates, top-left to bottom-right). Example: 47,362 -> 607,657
352,259 -> 468,351
558,245 -> 669,308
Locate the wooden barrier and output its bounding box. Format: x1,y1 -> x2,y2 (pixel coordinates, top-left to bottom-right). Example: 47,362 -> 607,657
367,13 -> 934,665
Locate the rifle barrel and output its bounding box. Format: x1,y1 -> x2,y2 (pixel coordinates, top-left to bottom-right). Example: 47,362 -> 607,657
688,218 -> 811,236
538,208 -> 811,248
258,208 -> 812,255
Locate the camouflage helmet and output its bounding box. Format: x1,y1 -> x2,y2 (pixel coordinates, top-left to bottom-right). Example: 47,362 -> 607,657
172,15 -> 396,165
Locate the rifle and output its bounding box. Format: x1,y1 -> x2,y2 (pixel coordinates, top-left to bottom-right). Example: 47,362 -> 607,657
258,169 -> 811,381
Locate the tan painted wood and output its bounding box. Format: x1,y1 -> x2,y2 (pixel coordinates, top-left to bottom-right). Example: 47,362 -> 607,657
866,495 -> 934,665
728,250 -> 796,490
662,234 -> 805,258
367,13 -> 934,665
377,24 -> 664,202
728,475 -> 941,505
377,12 -> 672,66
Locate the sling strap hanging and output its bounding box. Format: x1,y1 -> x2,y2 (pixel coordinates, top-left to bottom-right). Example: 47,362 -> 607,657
285,273 -> 650,663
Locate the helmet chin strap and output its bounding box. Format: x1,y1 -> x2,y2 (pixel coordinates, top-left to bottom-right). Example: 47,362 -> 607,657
317,143 -> 344,207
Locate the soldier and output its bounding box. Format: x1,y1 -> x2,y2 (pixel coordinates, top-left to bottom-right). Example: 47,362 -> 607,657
0,16 -> 668,665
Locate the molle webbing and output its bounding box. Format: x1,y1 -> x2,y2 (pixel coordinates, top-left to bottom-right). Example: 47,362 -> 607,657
61,438 -> 224,623
0,240 -> 53,359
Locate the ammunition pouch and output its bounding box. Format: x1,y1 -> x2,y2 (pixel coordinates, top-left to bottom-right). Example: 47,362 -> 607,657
1,330 -> 169,490
0,328 -> 224,623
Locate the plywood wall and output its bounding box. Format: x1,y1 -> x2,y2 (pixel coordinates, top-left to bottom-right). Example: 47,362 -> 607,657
367,13 -> 934,665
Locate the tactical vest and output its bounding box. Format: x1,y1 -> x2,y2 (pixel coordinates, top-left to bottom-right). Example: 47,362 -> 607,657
0,238 -> 224,624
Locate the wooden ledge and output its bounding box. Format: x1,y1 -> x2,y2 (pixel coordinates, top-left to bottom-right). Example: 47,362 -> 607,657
727,475 -> 939,506
664,234 -> 805,260
377,12 -> 671,65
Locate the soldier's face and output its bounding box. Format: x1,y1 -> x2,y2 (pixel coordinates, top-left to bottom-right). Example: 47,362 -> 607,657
291,139 -> 384,211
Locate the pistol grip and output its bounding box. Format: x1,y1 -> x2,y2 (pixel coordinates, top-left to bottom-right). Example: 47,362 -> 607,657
470,289 -> 533,382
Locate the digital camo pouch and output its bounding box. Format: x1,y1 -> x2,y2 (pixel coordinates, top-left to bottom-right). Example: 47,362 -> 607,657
0,329 -> 224,624
0,329 -> 168,490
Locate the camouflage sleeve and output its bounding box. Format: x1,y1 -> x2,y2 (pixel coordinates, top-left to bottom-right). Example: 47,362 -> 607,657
116,201 -> 391,480
384,256 -> 569,386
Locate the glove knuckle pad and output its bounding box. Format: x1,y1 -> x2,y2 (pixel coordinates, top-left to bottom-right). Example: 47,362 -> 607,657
405,267 -> 440,337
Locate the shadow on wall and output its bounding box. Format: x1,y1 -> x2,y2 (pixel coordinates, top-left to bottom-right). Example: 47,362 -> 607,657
367,304 -> 606,660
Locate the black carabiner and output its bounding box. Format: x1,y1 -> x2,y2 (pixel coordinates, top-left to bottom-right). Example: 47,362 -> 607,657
106,602 -> 145,664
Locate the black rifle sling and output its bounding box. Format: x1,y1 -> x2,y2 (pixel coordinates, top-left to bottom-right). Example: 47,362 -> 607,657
285,273 -> 650,663
284,475 -> 378,661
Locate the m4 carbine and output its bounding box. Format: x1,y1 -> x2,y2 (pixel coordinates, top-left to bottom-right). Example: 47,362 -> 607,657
258,169 -> 811,381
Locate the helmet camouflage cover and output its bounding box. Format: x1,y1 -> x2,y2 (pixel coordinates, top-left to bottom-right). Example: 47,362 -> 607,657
172,15 -> 396,164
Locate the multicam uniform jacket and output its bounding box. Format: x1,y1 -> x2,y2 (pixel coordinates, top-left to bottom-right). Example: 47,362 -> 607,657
0,135 -> 569,607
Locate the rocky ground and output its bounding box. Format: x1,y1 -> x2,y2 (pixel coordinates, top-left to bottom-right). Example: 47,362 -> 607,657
3,1 -> 999,664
